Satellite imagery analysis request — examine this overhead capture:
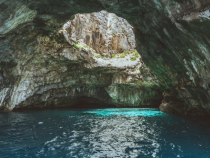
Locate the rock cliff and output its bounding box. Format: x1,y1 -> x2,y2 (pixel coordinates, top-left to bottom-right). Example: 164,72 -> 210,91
0,0 -> 210,115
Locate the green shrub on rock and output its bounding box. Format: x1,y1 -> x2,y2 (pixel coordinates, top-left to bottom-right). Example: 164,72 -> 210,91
135,52 -> 139,58
130,57 -> 136,61
112,54 -> 116,58
120,54 -> 125,58
94,54 -> 101,58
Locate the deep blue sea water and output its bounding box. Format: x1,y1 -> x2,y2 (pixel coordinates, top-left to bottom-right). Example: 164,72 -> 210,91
0,108 -> 210,158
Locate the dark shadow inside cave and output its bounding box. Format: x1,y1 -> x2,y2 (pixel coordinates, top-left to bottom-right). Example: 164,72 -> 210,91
70,97 -> 162,109
12,96 -> 162,112
70,96 -> 117,108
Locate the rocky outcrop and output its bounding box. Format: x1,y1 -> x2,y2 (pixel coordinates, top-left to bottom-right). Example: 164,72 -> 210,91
62,10 -> 136,55
1,0 -> 210,115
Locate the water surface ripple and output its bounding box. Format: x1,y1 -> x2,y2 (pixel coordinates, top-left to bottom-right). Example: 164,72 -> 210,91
0,108 -> 210,158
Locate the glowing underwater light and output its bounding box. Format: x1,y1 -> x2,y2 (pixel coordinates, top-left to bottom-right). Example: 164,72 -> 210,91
82,108 -> 164,117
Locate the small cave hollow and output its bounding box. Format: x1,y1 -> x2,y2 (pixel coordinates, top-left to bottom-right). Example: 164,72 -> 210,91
70,97 -> 117,108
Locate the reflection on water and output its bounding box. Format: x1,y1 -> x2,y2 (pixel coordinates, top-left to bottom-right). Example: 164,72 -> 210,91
0,108 -> 210,158
82,108 -> 164,117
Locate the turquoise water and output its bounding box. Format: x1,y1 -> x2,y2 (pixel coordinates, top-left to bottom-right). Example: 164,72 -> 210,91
82,108 -> 164,117
0,108 -> 210,158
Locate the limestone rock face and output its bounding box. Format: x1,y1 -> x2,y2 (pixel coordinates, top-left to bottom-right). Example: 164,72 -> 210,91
0,8 -> 160,112
62,10 -> 136,55
1,0 -> 210,115
60,11 -> 142,76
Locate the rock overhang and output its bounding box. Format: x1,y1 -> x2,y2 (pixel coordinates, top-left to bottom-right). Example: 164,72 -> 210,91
1,0 -> 210,115
0,7 -> 161,112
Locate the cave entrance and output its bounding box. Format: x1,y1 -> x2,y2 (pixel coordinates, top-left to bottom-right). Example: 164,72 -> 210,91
70,97 -> 117,108
57,11 -> 161,109
69,97 -> 162,109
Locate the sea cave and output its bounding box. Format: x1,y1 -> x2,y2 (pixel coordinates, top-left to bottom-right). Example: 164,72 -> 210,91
1,0 -> 210,157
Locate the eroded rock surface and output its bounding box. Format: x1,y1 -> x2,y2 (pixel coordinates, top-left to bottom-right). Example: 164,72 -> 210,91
62,10 -> 136,55
0,9 -> 160,112
1,0 -> 210,115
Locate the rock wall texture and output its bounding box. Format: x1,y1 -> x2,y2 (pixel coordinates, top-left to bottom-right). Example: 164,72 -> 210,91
0,8 -> 161,112
62,10 -> 136,55
0,0 -> 210,115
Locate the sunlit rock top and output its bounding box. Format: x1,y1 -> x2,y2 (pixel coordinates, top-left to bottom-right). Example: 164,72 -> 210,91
61,10 -> 136,55
58,10 -> 143,75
